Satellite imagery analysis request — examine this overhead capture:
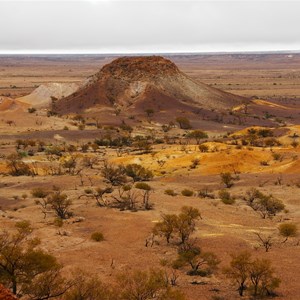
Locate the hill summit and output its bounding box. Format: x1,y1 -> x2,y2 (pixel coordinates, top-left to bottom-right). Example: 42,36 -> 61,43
54,56 -> 247,114
98,56 -> 180,80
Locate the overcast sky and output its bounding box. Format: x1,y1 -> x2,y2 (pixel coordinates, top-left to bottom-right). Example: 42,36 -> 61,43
1,0 -> 300,54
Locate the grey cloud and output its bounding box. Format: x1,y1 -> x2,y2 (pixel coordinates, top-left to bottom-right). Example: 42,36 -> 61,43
0,1 -> 300,53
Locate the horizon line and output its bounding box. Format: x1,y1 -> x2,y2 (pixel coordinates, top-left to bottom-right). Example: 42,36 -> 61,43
1,49 -> 300,55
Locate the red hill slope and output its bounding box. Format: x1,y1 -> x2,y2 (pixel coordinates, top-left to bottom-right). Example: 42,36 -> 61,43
54,56 -> 247,114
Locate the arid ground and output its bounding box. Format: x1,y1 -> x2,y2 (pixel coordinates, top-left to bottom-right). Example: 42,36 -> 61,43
0,53 -> 299,300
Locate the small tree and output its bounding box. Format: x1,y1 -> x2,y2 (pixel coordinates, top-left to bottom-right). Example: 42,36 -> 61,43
124,164 -> 153,182
32,188 -> 50,219
83,187 -> 113,207
22,268 -> 73,300
135,182 -> 152,210
173,242 -> 219,276
145,108 -> 154,118
278,223 -> 298,243
61,155 -> 79,175
47,189 -> 72,219
254,232 -> 274,252
111,185 -> 139,211
101,161 -> 127,186
176,207 -> 201,244
64,270 -> 116,300
116,269 -> 185,300
249,258 -> 280,297
153,206 -> 201,244
6,153 -> 33,176
224,251 -> 280,297
153,214 -> 178,244
257,195 -> 285,219
186,130 -> 208,144
0,221 -> 61,296
223,251 -> 252,296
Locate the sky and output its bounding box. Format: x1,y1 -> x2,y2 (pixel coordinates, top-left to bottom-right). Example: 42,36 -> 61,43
0,0 -> 300,54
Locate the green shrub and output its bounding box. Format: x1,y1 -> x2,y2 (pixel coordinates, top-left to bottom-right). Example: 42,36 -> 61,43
198,188 -> 215,199
135,182 -> 151,191
31,188 -> 49,199
91,231 -> 104,242
165,189 -> 177,196
28,107 -> 36,113
278,223 -> 298,241
219,190 -> 235,205
198,144 -> 209,152
260,161 -> 269,166
21,193 -> 28,200
181,189 -> 194,197
291,141 -> 298,148
124,164 -> 153,182
190,158 -> 200,169
244,188 -> 285,218
272,152 -> 282,161
220,172 -> 234,188
84,188 -> 93,194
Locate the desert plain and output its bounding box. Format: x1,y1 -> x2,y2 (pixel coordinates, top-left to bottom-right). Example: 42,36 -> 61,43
0,53 -> 299,300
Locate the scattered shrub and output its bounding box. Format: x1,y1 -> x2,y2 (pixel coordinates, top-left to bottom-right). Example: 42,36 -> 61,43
244,188 -> 285,219
198,144 -> 209,152
124,164 -> 153,182
198,188 -> 215,199
181,189 -> 194,197
91,231 -> 104,242
165,189 -> 177,196
219,190 -> 235,205
28,107 -> 36,114
190,158 -> 200,169
278,223 -> 298,242
220,172 -> 234,188
260,161 -> 269,166
272,152 -> 282,161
